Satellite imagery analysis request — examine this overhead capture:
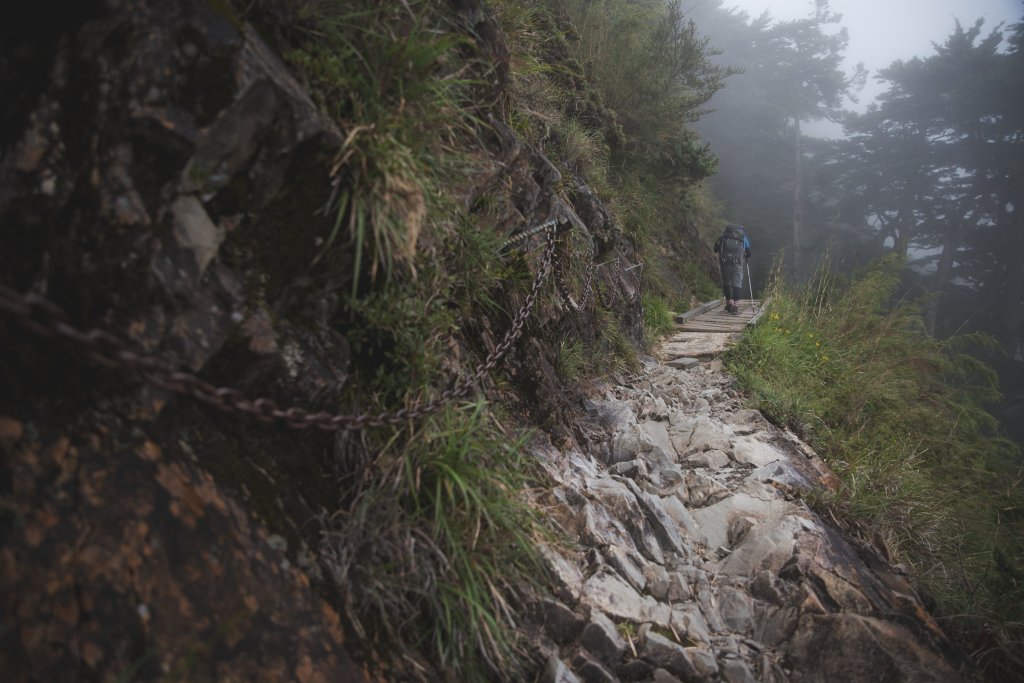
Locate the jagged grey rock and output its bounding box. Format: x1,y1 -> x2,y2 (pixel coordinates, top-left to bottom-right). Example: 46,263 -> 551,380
689,491 -> 794,553
617,658 -> 654,681
571,650 -> 618,683
540,597 -> 587,645
720,658 -> 759,683
685,449 -> 730,469
718,586 -> 756,634
677,416 -> 733,456
683,470 -> 728,507
728,515 -> 758,546
666,572 -> 690,602
753,604 -> 802,646
639,420 -> 676,459
670,604 -> 712,645
666,357 -> 700,370
637,491 -> 690,558
658,494 -> 701,540
583,483 -> 665,565
695,585 -> 727,633
650,669 -> 685,683
640,632 -> 700,680
750,570 -> 790,606
788,613 -> 959,682
545,655 -> 583,683
685,646 -> 719,678
720,408 -> 769,431
604,545 -> 647,593
730,436 -> 785,466
644,563 -> 671,601
639,396 -> 670,421
580,612 -> 627,665
539,543 -> 584,603
608,459 -> 647,479
746,459 -> 814,491
582,570 -> 672,626
719,514 -> 810,577
610,428 -> 662,465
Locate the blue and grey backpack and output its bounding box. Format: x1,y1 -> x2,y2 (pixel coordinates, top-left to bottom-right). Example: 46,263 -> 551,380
719,224 -> 746,265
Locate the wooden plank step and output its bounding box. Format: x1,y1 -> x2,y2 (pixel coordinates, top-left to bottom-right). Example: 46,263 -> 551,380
674,298 -> 763,334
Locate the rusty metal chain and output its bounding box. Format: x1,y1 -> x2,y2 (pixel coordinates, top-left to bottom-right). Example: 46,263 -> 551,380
499,216 -> 563,253
576,251 -> 598,309
0,227 -> 559,432
552,249 -> 576,310
550,227 -> 599,312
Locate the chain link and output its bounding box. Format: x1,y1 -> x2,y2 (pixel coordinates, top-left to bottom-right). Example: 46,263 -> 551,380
499,216 -> 563,253
576,251 -> 598,309
0,226 -> 559,432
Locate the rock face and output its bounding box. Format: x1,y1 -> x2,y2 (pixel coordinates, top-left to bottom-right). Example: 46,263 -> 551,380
0,2 -> 374,680
0,0 -> 645,680
0,422 -> 368,682
533,358 -> 973,682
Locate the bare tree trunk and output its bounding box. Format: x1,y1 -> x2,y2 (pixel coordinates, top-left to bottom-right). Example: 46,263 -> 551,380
925,222 -> 968,335
792,117 -> 803,279
1000,210 -> 1024,355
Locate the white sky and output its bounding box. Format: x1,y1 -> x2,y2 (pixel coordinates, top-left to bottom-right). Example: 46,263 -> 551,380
706,0 -> 1022,135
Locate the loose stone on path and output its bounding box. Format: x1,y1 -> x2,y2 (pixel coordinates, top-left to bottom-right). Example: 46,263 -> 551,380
529,317 -> 965,682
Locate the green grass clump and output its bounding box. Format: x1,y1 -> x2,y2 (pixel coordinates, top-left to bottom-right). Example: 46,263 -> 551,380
642,292 -> 674,345
322,402 -> 543,680
556,339 -> 586,380
726,254 -> 1024,670
680,261 -> 720,303
245,0 -> 478,297
596,308 -> 641,375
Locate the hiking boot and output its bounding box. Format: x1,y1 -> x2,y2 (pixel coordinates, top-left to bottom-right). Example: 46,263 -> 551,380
730,305 -> 740,315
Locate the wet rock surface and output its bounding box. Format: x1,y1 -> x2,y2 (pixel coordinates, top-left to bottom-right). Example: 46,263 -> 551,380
531,355 -> 971,682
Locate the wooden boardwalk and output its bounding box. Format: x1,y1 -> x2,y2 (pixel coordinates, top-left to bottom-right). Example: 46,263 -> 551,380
676,298 -> 765,332
658,298 -> 768,362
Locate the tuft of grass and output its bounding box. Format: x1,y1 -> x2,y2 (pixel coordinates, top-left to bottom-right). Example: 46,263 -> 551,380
594,308 -> 641,375
321,402 -> 544,680
681,261 -> 720,303
257,1 -> 478,297
726,254 -> 1024,671
555,339 -> 586,380
554,118 -> 610,191
641,292 -> 674,346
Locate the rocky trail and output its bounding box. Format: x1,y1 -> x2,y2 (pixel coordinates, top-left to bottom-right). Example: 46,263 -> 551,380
529,309 -> 968,683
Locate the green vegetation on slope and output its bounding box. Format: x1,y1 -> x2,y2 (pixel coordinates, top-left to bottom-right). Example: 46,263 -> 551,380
492,0 -> 727,315
726,255 -> 1024,673
232,0 -> 731,678
234,1 -> 550,677
321,402 -> 543,679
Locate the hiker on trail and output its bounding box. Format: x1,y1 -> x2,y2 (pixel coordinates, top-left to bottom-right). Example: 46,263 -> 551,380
713,223 -> 751,314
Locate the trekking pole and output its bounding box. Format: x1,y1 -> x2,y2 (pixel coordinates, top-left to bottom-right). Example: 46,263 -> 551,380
746,261 -> 755,313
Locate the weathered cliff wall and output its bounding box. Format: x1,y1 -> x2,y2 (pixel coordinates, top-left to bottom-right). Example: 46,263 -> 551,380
0,0 -> 642,679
